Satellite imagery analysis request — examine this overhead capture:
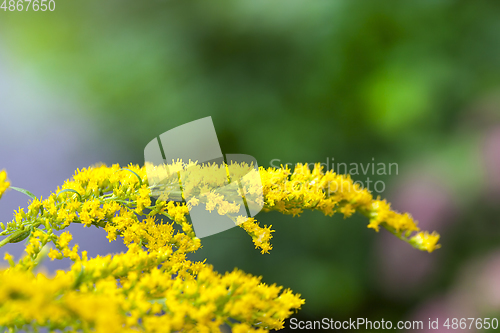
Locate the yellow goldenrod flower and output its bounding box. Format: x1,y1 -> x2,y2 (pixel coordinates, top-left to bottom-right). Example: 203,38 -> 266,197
0,170 -> 9,199
0,162 -> 440,332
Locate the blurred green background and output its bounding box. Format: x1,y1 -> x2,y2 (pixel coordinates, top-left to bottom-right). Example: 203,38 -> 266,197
1,0 -> 500,331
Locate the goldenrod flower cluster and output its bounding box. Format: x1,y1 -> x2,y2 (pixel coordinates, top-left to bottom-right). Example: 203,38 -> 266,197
257,163 -> 441,253
0,165 -> 303,332
0,162 -> 440,332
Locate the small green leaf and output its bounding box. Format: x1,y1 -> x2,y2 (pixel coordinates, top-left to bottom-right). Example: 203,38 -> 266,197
9,230 -> 31,243
120,168 -> 143,187
73,265 -> 85,289
57,189 -> 83,201
10,186 -> 36,200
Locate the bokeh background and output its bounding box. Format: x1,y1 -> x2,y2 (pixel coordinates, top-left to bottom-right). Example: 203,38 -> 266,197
1,1 -> 500,331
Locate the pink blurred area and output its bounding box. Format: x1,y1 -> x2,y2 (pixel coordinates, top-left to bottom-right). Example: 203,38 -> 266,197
483,126 -> 500,200
409,250 -> 500,333
376,112 -> 500,330
376,174 -> 456,295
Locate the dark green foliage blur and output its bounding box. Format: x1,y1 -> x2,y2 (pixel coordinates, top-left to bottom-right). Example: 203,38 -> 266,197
2,1 -> 500,331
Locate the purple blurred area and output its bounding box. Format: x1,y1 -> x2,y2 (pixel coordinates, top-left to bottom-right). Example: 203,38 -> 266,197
0,47 -> 128,272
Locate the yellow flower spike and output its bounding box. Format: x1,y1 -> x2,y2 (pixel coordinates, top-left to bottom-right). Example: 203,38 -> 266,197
3,252 -> 15,267
257,164 -> 436,252
410,231 -> 441,253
